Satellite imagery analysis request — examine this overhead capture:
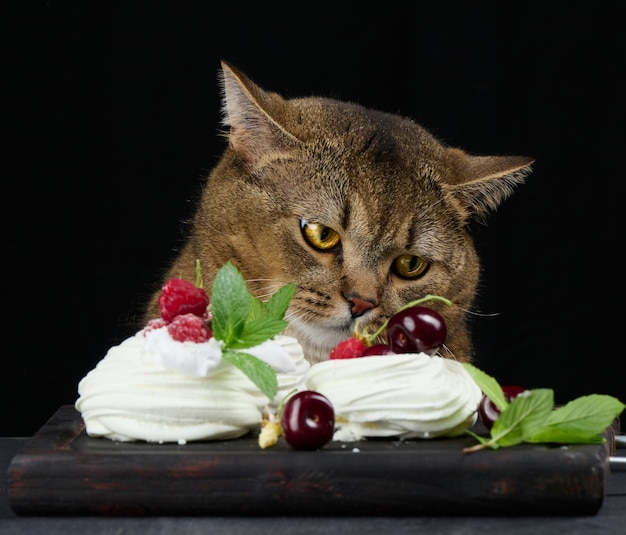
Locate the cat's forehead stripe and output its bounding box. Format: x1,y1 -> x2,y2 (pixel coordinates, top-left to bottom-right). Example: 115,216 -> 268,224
335,191 -> 438,261
341,196 -> 351,232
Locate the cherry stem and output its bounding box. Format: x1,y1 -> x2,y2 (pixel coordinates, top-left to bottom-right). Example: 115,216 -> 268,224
362,294 -> 453,344
462,429 -> 496,453
275,388 -> 299,419
463,442 -> 491,453
194,258 -> 204,288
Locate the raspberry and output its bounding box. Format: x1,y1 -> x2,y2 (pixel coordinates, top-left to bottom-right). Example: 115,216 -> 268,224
167,313 -> 213,343
329,337 -> 367,359
158,278 -> 209,322
144,318 -> 167,332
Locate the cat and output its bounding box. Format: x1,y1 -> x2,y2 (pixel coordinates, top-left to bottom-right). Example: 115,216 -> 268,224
144,60 -> 533,364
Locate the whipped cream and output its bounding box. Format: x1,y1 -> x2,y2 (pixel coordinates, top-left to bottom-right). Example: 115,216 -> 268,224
75,332 -> 309,443
304,353 -> 482,441
142,327 -> 299,377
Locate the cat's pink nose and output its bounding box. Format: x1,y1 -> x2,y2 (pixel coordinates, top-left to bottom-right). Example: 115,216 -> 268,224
345,294 -> 377,318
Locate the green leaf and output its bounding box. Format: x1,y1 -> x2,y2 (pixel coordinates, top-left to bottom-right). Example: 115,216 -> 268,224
548,394 -> 624,433
204,261 -> 298,400
465,429 -> 491,446
234,318 -> 289,349
462,363 -> 507,411
462,362 -> 626,453
246,296 -> 266,322
222,349 -> 278,400
211,262 -> 251,345
245,282 -> 295,324
265,283 -> 295,320
526,429 -> 606,445
526,394 -> 625,444
491,388 -> 554,447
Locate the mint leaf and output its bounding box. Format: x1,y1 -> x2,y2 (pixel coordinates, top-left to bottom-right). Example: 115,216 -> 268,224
211,262 -> 251,345
246,296 -> 266,322
462,363 -> 507,411
232,318 -> 289,349
245,282 -> 295,323
222,349 -> 278,400
206,260 -> 296,401
465,429 -> 491,447
526,429 -> 606,445
526,394 -> 625,444
463,362 -> 626,453
265,283 -> 295,319
491,388 -> 554,447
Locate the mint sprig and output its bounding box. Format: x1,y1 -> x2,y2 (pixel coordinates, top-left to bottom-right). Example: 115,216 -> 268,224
462,363 -> 625,453
210,261 -> 295,400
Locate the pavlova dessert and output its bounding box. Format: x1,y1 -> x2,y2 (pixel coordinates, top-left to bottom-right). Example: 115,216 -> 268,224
75,261 -> 309,443
75,261 -> 624,453
260,297 -> 483,449
76,260 -> 482,449
302,299 -> 481,443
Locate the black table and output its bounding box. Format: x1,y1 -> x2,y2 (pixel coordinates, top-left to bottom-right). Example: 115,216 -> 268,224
2,433 -> 625,535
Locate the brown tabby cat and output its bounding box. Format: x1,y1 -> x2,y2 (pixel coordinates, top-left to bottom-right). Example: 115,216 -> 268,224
144,61 -> 533,364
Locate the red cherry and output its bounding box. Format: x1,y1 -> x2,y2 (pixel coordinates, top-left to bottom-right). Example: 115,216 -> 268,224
280,391 -> 335,450
478,385 -> 527,429
386,306 -> 446,355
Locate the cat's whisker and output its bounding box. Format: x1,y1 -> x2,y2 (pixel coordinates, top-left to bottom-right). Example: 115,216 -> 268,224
243,277 -> 293,301
244,277 -> 286,285
253,287 -> 281,299
438,343 -> 458,361
286,311 -> 313,327
286,305 -> 321,325
459,307 -> 502,318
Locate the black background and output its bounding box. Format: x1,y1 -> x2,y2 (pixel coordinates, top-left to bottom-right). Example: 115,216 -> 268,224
2,2 -> 624,436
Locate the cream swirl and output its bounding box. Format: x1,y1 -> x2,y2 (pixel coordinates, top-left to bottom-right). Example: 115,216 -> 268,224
304,353 -> 481,441
75,332 -> 308,443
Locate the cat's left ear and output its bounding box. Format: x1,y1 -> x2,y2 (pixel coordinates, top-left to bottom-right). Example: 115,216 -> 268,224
442,148 -> 534,223
219,61 -> 298,167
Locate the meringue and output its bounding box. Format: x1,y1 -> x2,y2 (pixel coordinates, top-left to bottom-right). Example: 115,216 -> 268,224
304,352 -> 481,441
75,332 -> 308,443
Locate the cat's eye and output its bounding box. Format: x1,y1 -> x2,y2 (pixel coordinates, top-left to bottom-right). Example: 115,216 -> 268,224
392,254 -> 430,279
300,220 -> 341,251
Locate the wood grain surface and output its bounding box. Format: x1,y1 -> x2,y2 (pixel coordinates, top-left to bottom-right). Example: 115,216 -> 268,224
8,406 -> 612,516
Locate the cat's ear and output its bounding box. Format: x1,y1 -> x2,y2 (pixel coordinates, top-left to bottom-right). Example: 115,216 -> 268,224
442,148 -> 534,223
219,61 -> 297,166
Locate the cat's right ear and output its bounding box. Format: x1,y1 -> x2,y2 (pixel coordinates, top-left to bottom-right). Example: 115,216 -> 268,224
219,61 -> 297,167
442,148 -> 534,223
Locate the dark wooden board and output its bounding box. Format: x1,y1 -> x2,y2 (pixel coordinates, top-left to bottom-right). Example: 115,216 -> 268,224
8,405 -> 613,516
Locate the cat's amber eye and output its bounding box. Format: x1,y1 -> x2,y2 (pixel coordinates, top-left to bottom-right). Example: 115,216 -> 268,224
300,220 -> 341,251
392,254 -> 430,279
